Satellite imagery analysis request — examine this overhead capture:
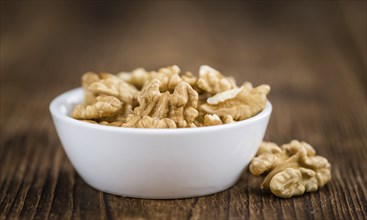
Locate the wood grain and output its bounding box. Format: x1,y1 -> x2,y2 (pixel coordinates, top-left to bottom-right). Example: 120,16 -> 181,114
1,1 -> 366,219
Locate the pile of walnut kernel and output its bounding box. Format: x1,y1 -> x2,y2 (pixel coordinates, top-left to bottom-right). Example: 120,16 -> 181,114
249,140 -> 332,198
72,65 -> 270,128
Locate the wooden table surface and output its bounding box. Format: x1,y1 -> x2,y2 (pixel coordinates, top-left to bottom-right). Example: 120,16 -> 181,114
1,1 -> 366,219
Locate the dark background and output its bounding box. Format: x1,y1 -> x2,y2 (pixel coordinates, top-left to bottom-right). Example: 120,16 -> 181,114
1,1 -> 366,219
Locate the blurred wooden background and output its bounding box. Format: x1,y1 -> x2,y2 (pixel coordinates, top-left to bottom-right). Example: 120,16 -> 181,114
1,1 -> 366,219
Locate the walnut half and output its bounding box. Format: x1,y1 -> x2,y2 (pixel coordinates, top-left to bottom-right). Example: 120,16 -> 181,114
72,95 -> 122,120
123,79 -> 199,128
249,140 -> 332,198
200,83 -> 270,121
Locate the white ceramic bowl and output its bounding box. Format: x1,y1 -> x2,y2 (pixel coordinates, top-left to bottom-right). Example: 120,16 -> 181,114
50,88 -> 272,199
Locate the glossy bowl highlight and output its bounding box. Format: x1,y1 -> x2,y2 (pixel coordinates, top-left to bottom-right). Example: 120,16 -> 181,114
50,88 -> 272,199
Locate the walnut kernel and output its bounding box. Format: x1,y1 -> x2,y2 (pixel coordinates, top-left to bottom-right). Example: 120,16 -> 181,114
249,140 -> 331,198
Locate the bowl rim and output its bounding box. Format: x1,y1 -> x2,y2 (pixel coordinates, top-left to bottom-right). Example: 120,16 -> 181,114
50,87 -> 272,134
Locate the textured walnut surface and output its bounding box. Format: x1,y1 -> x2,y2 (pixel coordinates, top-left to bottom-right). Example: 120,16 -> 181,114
72,65 -> 270,128
250,140 -> 332,198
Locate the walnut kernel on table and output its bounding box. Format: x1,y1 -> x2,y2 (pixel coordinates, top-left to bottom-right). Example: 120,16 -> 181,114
249,140 -> 332,198
71,65 -> 270,128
